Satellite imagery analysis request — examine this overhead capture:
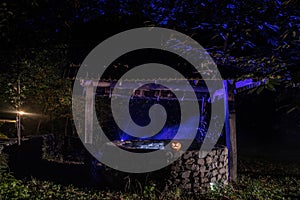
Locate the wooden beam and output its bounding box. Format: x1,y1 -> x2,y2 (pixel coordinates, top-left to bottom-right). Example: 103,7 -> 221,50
85,83 -> 94,144
0,119 -> 16,123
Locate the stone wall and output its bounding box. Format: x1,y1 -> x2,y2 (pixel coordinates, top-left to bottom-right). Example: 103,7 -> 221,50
41,136 -> 229,191
166,145 -> 228,193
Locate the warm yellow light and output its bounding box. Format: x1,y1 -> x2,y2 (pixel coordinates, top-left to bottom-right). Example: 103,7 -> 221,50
18,111 -> 25,115
171,140 -> 182,151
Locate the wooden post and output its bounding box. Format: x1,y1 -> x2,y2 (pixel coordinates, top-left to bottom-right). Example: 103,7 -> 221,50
85,81 -> 94,144
224,81 -> 231,180
224,80 -> 237,182
228,86 -> 237,182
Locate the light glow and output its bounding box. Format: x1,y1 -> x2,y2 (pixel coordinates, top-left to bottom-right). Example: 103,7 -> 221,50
18,111 -> 25,115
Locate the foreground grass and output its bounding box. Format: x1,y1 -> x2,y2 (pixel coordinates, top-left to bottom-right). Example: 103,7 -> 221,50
0,159 -> 300,199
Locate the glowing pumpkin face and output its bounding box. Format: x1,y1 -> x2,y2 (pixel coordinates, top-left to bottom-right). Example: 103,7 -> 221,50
171,141 -> 182,151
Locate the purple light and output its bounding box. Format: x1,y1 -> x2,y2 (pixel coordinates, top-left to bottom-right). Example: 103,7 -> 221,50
235,79 -> 253,89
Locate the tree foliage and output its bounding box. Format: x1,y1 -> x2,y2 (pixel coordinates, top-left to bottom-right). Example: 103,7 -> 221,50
1,0 -> 299,79
0,0 -> 299,134
0,45 -> 72,134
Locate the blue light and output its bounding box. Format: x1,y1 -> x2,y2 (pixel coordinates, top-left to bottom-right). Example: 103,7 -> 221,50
226,4 -> 235,9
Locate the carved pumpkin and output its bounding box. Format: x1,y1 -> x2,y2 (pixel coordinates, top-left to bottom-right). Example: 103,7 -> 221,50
171,140 -> 182,151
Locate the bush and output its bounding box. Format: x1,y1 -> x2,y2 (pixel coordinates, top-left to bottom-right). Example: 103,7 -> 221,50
0,149 -> 8,176
0,173 -> 30,199
0,158 -> 299,199
0,132 -> 9,140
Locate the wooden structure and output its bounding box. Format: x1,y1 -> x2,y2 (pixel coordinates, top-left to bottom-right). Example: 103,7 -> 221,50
0,119 -> 16,123
77,77 -> 265,182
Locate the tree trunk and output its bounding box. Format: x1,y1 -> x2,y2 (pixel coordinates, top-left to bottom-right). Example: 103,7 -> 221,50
36,119 -> 42,135
64,117 -> 69,136
36,105 -> 48,134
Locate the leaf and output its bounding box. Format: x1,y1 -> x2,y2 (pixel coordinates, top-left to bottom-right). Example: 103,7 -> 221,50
256,86 -> 264,94
286,106 -> 297,114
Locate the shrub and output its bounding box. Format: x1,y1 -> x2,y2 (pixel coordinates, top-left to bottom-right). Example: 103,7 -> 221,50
0,173 -> 30,199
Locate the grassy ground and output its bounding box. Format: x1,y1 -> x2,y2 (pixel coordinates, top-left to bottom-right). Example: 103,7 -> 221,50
1,157 -> 300,200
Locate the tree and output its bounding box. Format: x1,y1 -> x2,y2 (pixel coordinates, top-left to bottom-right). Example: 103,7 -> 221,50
68,0 -> 300,86
0,0 -> 299,134
0,45 -> 72,134
1,0 -> 299,82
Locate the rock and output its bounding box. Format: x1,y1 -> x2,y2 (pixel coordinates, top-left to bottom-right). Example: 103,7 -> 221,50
191,164 -> 200,171
224,158 -> 228,165
217,148 -> 223,155
182,178 -> 190,184
223,148 -> 228,155
206,156 -> 212,164
211,150 -> 217,156
205,171 -> 212,178
198,150 -> 209,159
166,146 -> 229,193
183,151 -> 192,159
223,174 -> 229,181
212,156 -> 218,162
223,180 -> 229,185
212,169 -> 218,177
185,158 -> 195,165
219,155 -> 225,162
173,179 -> 181,185
219,167 -> 226,174
182,171 -> 191,179
211,177 -> 216,182
194,177 -> 200,183
171,171 -> 178,177
184,183 -> 192,189
200,166 -> 206,172
193,171 -> 199,177
217,174 -> 222,180
219,162 -> 223,168
197,158 -> 205,165
212,163 -> 218,168
201,177 -> 209,183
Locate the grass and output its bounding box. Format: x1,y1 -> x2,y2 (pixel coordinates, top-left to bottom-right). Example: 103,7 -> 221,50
0,157 -> 300,199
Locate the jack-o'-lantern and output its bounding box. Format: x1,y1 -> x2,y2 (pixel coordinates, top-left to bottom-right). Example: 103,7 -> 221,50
171,140 -> 182,151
